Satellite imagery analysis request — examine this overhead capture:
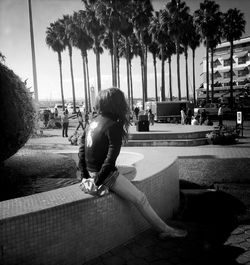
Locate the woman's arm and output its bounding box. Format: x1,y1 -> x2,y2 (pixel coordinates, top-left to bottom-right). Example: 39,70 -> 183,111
78,130 -> 90,179
94,123 -> 122,186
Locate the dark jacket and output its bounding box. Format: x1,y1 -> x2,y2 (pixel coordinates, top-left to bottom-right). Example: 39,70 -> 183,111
78,114 -> 122,186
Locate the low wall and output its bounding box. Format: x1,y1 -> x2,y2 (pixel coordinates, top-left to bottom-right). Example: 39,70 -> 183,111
0,151 -> 179,265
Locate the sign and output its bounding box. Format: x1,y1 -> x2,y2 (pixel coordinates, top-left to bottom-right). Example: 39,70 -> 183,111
237,111 -> 242,124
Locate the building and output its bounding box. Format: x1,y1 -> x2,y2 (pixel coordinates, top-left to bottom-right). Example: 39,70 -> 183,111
197,36 -> 250,105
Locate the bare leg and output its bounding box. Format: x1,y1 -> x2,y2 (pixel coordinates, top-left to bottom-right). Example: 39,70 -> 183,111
110,173 -> 187,238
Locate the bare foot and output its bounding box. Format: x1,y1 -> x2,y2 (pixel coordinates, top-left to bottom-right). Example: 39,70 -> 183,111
159,228 -> 187,239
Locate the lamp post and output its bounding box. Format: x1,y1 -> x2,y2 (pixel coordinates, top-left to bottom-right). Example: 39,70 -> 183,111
28,0 -> 39,103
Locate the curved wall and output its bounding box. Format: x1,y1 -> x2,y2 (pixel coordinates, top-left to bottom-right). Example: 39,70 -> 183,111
0,150 -> 179,265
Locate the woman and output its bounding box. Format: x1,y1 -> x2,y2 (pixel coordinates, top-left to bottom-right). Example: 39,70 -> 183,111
78,87 -> 187,239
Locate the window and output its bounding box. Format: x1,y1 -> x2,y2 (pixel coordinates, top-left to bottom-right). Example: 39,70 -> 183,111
213,59 -> 221,68
224,72 -> 231,78
238,68 -> 249,77
224,58 -> 235,66
238,56 -> 247,64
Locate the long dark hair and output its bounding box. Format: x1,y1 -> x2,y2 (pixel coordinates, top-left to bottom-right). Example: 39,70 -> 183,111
95,87 -> 130,140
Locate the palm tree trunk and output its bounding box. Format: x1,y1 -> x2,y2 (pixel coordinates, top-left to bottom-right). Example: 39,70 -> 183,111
112,31 -> 117,87
230,40 -> 234,108
206,37 -> 209,103
117,55 -> 120,88
192,49 -> 196,106
81,51 -> 88,112
161,46 -> 165,101
153,54 -> 158,102
95,44 -> 101,91
144,45 -> 148,102
68,45 -> 76,113
211,48 -> 214,103
111,53 -> 114,86
176,40 -> 181,100
86,53 -> 91,112
126,38 -> 131,108
130,59 -> 134,110
169,57 -> 173,101
140,56 -> 145,109
185,49 -> 189,101
58,52 -> 65,111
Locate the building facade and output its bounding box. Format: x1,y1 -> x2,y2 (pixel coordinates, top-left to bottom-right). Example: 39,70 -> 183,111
197,36 -> 250,105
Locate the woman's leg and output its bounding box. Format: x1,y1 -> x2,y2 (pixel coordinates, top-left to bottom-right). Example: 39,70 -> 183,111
110,173 -> 186,237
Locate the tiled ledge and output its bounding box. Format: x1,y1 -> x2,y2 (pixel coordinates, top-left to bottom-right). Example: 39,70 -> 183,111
0,149 -> 179,265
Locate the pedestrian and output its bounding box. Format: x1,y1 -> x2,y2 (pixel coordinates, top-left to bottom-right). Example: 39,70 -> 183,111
78,87 -> 187,239
54,107 -> 58,118
218,104 -> 223,127
180,108 -> 186,125
191,115 -> 199,125
148,109 -> 155,125
61,111 -> 69,137
186,108 -> 192,125
200,109 -> 207,125
134,106 -> 140,120
76,110 -> 85,131
84,111 -> 89,125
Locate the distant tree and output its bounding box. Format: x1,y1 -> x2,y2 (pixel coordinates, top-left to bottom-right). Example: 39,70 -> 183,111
83,0 -> 105,91
45,21 -> 66,111
164,0 -> 190,100
194,0 -> 221,104
72,11 -> 94,112
222,8 -> 246,108
58,15 -> 77,112
189,17 -> 201,106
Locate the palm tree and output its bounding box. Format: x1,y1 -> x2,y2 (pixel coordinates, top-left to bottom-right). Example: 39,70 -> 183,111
194,0 -> 221,104
72,11 -> 94,113
189,18 -> 201,106
148,41 -> 160,101
149,10 -> 168,101
119,17 -> 134,108
132,0 -> 153,109
180,14 -> 193,101
58,15 -> 77,112
164,0 -> 190,101
103,31 -> 114,84
45,22 -> 66,111
165,39 -> 176,101
208,12 -> 222,103
222,8 -> 246,108
83,1 -> 105,91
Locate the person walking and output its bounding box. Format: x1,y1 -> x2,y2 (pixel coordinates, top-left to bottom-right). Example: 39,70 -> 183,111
148,109 -> 155,125
218,104 -> 223,127
186,108 -> 192,125
200,109 -> 207,125
78,87 -> 187,239
134,106 -> 140,120
61,111 -> 69,137
76,110 -> 84,131
180,108 -> 186,125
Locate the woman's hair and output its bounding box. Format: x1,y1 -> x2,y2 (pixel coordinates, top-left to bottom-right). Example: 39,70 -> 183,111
95,87 -> 130,140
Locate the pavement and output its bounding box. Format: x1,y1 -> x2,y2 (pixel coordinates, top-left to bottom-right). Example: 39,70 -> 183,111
24,120 -> 250,265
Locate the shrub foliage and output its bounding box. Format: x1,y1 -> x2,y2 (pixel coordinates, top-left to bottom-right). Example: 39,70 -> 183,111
0,63 -> 35,162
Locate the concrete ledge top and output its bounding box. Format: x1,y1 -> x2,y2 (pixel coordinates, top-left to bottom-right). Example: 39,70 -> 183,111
0,148 -> 177,220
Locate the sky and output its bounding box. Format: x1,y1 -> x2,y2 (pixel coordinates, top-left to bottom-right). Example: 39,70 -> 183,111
1,0 -> 250,103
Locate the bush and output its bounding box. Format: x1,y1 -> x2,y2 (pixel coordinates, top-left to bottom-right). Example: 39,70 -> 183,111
0,63 -> 35,162
206,125 -> 239,145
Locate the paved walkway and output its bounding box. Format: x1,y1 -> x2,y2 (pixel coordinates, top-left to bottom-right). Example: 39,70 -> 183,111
24,121 -> 250,265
